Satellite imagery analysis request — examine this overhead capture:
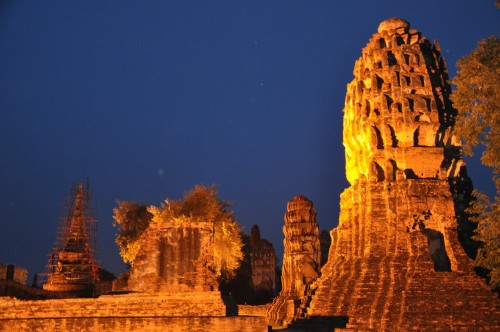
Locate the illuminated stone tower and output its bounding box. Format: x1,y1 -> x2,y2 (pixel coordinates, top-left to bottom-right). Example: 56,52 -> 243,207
306,18 -> 499,330
268,195 -> 321,326
43,182 -> 98,295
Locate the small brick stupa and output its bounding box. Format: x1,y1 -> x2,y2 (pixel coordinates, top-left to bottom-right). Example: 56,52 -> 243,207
306,18 -> 499,330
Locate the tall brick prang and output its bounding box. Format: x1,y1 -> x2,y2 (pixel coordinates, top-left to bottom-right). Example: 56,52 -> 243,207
306,18 -> 499,331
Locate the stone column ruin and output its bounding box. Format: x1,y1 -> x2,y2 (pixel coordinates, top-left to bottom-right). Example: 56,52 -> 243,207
267,195 -> 321,326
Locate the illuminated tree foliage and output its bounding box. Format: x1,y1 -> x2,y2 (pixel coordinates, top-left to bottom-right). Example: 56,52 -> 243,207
451,35 -> 499,290
466,191 -> 500,290
149,185 -> 244,279
113,201 -> 153,265
451,36 -> 499,170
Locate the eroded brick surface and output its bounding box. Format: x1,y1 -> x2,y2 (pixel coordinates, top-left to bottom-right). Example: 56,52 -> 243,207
128,221 -> 217,293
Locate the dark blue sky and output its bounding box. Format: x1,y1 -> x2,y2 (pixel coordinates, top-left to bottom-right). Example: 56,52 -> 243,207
1,1 -> 498,280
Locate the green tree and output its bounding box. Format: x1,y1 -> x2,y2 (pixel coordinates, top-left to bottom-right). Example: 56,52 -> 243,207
149,184 -> 244,279
466,191 -> 499,290
451,35 -> 499,290
452,36 -> 499,171
113,201 -> 153,265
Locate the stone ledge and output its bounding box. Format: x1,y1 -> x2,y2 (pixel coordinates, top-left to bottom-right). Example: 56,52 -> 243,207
0,316 -> 268,332
0,292 -> 227,319
238,304 -> 270,317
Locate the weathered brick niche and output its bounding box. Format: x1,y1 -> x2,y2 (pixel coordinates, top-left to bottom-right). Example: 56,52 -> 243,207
306,18 -> 500,331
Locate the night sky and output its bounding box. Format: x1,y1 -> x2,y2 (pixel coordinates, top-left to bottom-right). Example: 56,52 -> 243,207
1,1 -> 498,281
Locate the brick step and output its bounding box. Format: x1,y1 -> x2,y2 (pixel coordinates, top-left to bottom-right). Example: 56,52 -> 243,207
0,292 -> 228,319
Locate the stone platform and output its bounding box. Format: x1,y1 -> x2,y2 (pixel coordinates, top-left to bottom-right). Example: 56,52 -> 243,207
1,292 -> 227,319
0,316 -> 267,332
0,292 -> 268,331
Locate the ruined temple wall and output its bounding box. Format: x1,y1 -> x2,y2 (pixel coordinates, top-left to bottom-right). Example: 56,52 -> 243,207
0,264 -> 27,285
128,221 -> 217,293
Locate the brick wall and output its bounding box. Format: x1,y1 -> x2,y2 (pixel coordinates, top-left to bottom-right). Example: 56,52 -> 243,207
0,292 -> 227,319
0,264 -> 28,285
238,304 -> 270,317
0,316 -> 267,332
0,293 -> 268,331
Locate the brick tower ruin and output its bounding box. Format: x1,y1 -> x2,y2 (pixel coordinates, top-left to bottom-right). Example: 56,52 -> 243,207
43,182 -> 98,295
220,224 -> 278,305
306,18 -> 499,330
249,225 -> 277,299
268,195 -> 321,326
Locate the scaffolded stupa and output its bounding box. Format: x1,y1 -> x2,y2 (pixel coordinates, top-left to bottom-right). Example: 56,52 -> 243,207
43,182 -> 98,295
